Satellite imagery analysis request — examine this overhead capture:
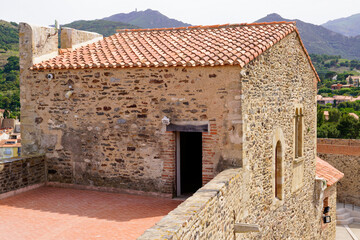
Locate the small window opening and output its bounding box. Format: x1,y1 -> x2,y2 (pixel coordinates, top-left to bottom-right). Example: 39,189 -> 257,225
322,197 -> 331,226
4,148 -> 12,155
323,197 -> 329,211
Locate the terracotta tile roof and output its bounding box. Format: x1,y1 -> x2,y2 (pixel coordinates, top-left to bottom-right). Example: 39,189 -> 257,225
322,97 -> 334,101
316,157 -> 344,186
349,112 -> 359,120
348,76 -> 360,80
334,95 -> 352,101
31,22 -> 320,81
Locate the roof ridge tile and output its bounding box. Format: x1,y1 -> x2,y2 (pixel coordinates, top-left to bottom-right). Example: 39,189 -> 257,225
116,21 -> 296,33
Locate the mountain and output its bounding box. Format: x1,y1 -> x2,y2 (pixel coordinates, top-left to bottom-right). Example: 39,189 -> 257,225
103,9 -> 191,29
62,20 -> 139,37
256,13 -> 360,60
322,13 -> 360,37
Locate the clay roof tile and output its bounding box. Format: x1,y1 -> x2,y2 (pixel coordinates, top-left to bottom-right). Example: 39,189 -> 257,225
31,21 -> 319,82
316,157 -> 344,186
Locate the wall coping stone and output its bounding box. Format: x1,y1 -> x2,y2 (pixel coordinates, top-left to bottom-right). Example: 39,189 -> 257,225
317,138 -> 360,156
317,138 -> 360,146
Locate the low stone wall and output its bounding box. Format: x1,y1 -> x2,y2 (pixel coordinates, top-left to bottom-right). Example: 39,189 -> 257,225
139,168 -> 242,239
0,155 -> 46,196
317,138 -> 360,206
317,138 -> 360,156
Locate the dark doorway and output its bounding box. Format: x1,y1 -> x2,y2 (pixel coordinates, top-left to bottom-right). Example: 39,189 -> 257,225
178,132 -> 203,196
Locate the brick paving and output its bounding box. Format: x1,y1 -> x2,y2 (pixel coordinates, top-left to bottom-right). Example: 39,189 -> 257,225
0,186 -> 182,240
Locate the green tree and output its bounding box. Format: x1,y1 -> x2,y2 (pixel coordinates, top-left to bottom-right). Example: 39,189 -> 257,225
317,108 -> 324,127
1,97 -> 10,109
328,108 -> 341,122
318,87 -> 332,94
337,114 -> 359,139
3,56 -> 19,73
317,123 -> 340,138
5,72 -> 17,82
3,109 -> 10,118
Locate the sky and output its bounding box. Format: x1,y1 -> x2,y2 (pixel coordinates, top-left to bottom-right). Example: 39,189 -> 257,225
1,0 -> 359,27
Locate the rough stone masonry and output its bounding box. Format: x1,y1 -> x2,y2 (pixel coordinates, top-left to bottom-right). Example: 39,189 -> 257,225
20,23 -> 243,194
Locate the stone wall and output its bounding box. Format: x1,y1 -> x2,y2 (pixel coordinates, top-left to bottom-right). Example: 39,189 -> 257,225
320,184 -> 337,240
317,138 -> 360,206
60,27 -> 103,49
19,23 -> 103,156
0,155 -> 46,195
2,118 -> 15,128
21,65 -> 243,194
237,31 -> 320,239
139,168 -> 244,239
19,23 -> 59,156
140,171 -> 333,240
141,32 -> 324,239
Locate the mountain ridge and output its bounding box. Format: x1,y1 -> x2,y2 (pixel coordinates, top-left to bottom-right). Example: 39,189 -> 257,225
256,13 -> 360,60
103,9 -> 191,29
322,13 -> 360,37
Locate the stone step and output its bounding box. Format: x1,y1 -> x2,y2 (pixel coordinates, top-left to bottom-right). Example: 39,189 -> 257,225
337,208 -> 349,215
351,211 -> 360,218
337,207 -> 360,217
338,212 -> 352,220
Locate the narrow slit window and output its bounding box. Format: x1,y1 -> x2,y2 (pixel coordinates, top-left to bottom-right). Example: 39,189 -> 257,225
275,140 -> 283,200
295,108 -> 303,158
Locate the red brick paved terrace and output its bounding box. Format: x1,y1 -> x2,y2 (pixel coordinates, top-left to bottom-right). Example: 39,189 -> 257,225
0,187 -> 182,240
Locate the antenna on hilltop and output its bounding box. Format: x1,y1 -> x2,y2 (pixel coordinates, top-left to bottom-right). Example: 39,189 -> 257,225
135,8 -> 137,12
55,20 -> 59,31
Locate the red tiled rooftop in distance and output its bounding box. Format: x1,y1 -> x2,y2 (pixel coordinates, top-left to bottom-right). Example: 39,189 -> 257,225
316,157 -> 344,186
0,139 -> 21,147
31,21 -> 319,81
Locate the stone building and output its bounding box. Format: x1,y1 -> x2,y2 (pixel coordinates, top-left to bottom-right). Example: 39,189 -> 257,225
19,21 -> 342,238
318,138 -> 360,206
315,156 -> 344,238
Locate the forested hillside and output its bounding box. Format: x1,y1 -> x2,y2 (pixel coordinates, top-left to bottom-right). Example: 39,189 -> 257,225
0,20 -> 18,51
63,20 -> 139,37
0,20 -> 19,68
0,55 -> 20,118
